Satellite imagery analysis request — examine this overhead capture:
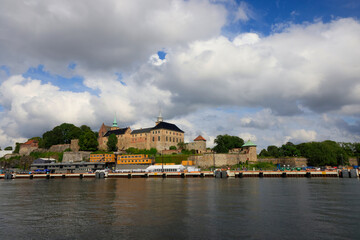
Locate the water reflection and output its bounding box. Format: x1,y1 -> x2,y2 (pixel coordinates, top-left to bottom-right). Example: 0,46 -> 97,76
0,178 -> 359,240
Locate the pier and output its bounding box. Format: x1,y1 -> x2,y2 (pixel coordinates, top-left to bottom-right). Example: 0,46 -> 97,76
0,170 -> 358,179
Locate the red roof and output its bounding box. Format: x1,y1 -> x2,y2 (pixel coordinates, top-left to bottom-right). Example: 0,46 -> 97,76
24,139 -> 37,145
194,135 -> 206,141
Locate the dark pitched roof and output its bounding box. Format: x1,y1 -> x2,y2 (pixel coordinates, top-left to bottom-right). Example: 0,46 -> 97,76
131,128 -> 153,135
103,128 -> 129,137
152,121 -> 184,133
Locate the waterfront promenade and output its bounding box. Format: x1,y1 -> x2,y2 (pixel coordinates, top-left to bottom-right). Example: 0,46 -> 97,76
0,170 -> 356,179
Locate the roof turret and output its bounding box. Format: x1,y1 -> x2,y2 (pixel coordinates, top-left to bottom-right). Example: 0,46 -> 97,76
242,140 -> 257,147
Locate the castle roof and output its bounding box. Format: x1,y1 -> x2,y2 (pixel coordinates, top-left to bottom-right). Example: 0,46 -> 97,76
131,128 -> 153,135
152,121 -> 184,133
242,140 -> 257,147
103,128 -> 129,137
23,139 -> 38,145
194,135 -> 206,141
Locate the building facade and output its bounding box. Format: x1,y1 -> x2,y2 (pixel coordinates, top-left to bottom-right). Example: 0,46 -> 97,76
186,135 -> 207,154
98,114 -> 185,151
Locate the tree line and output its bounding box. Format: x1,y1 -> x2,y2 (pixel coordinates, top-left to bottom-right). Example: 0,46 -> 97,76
259,141 -> 360,166
21,123 -> 99,152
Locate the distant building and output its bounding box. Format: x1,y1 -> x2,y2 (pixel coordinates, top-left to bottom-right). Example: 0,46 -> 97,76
19,139 -> 39,156
229,140 -> 257,162
98,113 -> 185,151
186,135 -> 207,154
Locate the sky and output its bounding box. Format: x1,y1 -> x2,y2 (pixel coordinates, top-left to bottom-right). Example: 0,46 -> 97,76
0,0 -> 360,151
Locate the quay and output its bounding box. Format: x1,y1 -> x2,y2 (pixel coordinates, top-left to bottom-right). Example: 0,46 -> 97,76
0,170 -> 358,179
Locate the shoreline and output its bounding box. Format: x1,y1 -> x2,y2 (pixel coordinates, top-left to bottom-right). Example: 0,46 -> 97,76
1,169 -> 357,179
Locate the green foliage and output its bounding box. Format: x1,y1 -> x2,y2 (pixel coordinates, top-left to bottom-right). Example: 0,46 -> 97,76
169,146 -> 177,150
42,123 -> 82,148
79,130 -> 98,151
41,123 -> 95,149
107,134 -> 118,151
181,149 -> 195,154
13,142 -> 20,154
267,145 -> 280,157
250,162 -> 276,170
4,146 -> 12,151
299,140 -> 349,166
177,142 -> 186,150
126,147 -> 157,155
213,135 -> 244,153
64,148 -> 72,152
279,142 -> 300,157
155,154 -> 189,164
339,142 -> 360,157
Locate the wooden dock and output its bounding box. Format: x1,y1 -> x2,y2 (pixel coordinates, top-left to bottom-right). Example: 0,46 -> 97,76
0,170 -> 357,179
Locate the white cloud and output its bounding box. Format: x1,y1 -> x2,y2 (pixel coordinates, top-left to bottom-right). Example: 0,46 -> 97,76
285,129 -> 317,143
0,0 -> 227,74
0,1 -> 359,150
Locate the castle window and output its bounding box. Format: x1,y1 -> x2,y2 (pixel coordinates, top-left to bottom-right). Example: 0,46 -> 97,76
169,137 -> 171,142
152,137 -> 155,142
166,136 -> 168,141
158,136 -> 160,141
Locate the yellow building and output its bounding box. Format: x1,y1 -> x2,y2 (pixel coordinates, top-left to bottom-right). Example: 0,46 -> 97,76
98,113 -> 185,151
90,153 -> 115,163
117,154 -> 154,165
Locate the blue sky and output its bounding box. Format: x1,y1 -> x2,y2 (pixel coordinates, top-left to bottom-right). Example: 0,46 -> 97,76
222,0 -> 360,36
0,0 -> 359,150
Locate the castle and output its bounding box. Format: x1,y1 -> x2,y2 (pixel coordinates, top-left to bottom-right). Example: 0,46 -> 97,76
98,113 -> 186,151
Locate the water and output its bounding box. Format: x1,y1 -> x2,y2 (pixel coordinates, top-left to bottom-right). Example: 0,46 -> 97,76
0,178 -> 359,240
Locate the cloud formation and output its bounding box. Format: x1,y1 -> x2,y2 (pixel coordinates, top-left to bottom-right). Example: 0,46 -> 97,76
0,1 -> 359,150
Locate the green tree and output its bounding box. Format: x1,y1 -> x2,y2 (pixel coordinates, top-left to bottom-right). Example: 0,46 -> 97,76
279,142 -> 300,157
4,146 -> 12,150
107,134 -> 118,151
213,135 -> 244,153
267,145 -> 280,157
177,142 -> 186,150
42,123 -> 83,148
259,149 -> 270,157
79,131 -> 99,151
169,146 -> 177,150
300,140 -> 349,166
13,142 -> 20,154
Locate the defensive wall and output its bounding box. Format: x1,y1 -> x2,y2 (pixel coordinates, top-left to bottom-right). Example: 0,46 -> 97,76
258,158 -> 308,168
62,151 -> 91,162
191,156 -> 359,168
189,153 -> 254,168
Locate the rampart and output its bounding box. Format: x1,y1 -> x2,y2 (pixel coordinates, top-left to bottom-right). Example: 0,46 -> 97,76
189,153 -> 253,168
258,158 -> 308,167
62,151 -> 91,162
49,144 -> 70,152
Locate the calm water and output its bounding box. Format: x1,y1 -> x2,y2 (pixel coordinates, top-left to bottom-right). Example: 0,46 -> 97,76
0,178 -> 359,240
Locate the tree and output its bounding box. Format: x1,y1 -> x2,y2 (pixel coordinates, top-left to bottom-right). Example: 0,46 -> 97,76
13,143 -> 20,154
300,141 -> 349,166
177,142 -> 186,150
169,146 -> 177,150
4,146 -> 12,150
79,131 -> 99,151
213,135 -> 244,153
259,149 -> 270,157
279,142 -> 300,157
107,134 -> 118,151
42,123 -> 83,148
267,145 -> 280,157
